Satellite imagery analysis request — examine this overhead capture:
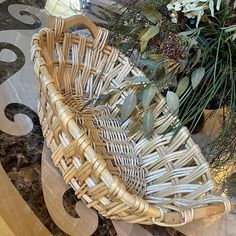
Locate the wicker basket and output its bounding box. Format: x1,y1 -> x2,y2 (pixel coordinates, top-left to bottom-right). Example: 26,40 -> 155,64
31,15 -> 231,226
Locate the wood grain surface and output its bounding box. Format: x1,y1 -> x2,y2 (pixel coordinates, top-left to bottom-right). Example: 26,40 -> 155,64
0,163 -> 51,236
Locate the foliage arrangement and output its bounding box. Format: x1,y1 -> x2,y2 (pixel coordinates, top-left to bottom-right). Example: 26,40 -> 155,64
99,0 -> 236,134
204,111 -> 236,195
97,0 -> 236,192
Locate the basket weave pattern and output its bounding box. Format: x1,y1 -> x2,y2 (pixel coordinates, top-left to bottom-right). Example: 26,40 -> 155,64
31,16 -> 230,226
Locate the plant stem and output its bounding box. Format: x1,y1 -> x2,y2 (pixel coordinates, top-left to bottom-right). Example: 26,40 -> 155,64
213,31 -> 222,83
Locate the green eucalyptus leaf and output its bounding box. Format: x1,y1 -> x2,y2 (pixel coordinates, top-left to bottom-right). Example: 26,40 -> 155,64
149,54 -> 164,61
189,36 -> 198,49
176,76 -> 190,97
192,49 -> 202,68
143,111 -> 154,137
143,84 -> 157,109
121,93 -> 137,122
125,76 -> 149,83
136,90 -> 143,102
141,6 -> 162,24
196,10 -> 204,28
216,0 -> 221,10
165,72 -> 175,83
179,59 -> 188,73
178,28 -> 200,37
140,26 -> 160,42
166,91 -> 179,115
80,98 -> 95,111
95,91 -> 117,106
140,27 -> 149,37
150,61 -> 164,80
209,0 -> 215,17
128,120 -> 141,137
156,67 -> 166,81
141,40 -> 149,52
191,67 -> 205,89
140,59 -> 158,70
115,36 -> 123,47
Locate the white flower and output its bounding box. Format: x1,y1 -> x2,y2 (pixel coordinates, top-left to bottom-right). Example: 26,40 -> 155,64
167,3 -> 174,10
167,2 -> 182,11
182,0 -> 199,4
167,0 -> 208,23
174,2 -> 182,11
170,12 -> 177,18
171,17 -> 178,23
184,2 -> 198,11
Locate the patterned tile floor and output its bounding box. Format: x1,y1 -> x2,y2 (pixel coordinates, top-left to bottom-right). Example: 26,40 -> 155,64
0,0 -> 183,235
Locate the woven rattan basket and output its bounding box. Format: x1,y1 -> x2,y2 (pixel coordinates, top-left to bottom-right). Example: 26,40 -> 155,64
31,15 -> 231,226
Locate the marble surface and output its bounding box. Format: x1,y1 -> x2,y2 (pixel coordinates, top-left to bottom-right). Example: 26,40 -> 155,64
0,1 -> 175,235
0,0 -> 118,235
2,1 -> 234,236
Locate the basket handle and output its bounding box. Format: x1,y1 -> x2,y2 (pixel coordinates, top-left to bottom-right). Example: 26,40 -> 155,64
50,16 -> 109,50
49,15 -> 99,38
64,15 -> 99,37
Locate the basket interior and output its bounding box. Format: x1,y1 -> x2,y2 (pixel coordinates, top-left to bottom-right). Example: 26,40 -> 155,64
39,28 -> 216,209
